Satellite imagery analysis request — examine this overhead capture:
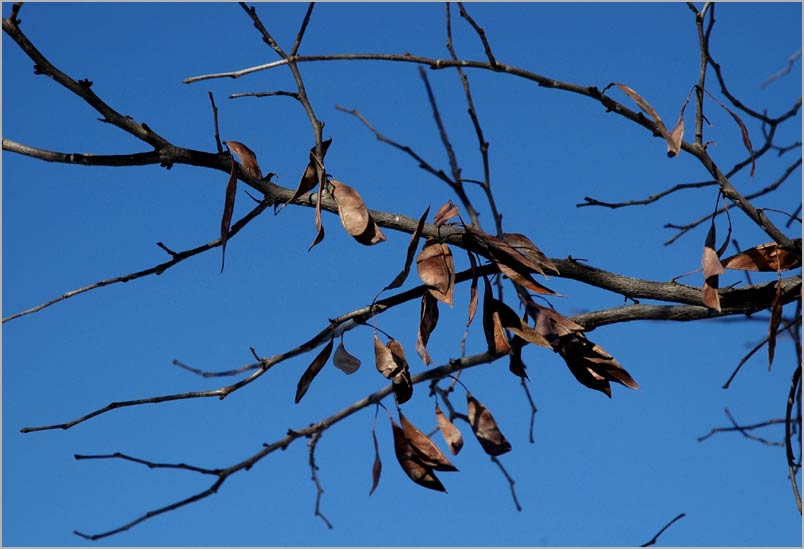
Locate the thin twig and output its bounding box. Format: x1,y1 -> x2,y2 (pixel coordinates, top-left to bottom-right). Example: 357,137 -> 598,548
519,377 -> 538,444
229,90 -> 299,100
697,410 -> 786,445
785,365 -> 802,513
335,105 -> 456,188
290,2 -> 315,58
445,3 -> 501,236
760,49 -> 802,89
417,66 -> 480,227
457,2 -> 498,68
71,350 -> 504,540
308,431 -> 333,529
74,452 -> 222,476
490,456 -> 522,512
3,200 -> 272,323
208,91 -> 223,154
640,512 -> 686,547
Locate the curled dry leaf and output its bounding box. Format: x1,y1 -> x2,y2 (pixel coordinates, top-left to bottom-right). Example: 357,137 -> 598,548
666,97 -> 689,158
554,333 -> 639,398
333,339 -> 361,375
526,300 -> 584,342
374,334 -> 400,379
702,221 -> 725,312
385,206 -> 430,291
294,337 -> 335,404
492,296 -> 552,349
369,425 -> 382,496
434,200 -> 460,226
501,233 -> 559,276
329,179 -> 387,246
466,226 -> 557,295
352,218 -> 387,246
466,392 -> 511,456
610,83 -> 677,153
482,276 -> 512,355
387,339 -> 413,404
399,412 -> 457,472
721,240 -> 802,272
466,252 -> 480,328
224,140 -> 262,180
330,179 -> 370,236
281,138 -> 333,211
391,417 -> 446,492
508,335 -> 528,379
435,404 -> 464,455
417,239 -> 455,306
416,292 -> 440,365
219,155 -> 238,273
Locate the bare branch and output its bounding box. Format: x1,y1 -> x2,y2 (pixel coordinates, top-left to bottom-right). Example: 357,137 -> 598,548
3,200 -> 272,324
640,512 -> 686,547
308,432 -> 333,529
761,48 -> 802,89
208,91 -> 223,154
491,456 -> 522,512
785,365 -> 802,513
697,408 -> 786,445
74,452 -> 222,476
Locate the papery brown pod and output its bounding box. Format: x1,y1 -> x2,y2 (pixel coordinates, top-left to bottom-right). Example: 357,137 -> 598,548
391,418 -> 446,492
417,239 -> 455,306
467,393 -> 511,456
399,412 -> 457,471
435,404 -> 464,456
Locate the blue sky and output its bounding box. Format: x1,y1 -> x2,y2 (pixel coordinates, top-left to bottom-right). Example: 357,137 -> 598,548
3,2 -> 802,546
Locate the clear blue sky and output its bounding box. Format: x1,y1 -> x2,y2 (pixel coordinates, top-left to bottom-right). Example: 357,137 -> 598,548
3,2 -> 802,546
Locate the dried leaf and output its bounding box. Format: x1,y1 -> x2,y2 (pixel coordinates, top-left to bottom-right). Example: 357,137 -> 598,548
666,97 -> 689,158
417,239 -> 455,306
354,221 -> 387,246
721,240 -> 802,272
527,301 -> 584,340
466,227 -> 557,295
612,82 -> 671,142
374,335 -> 400,379
308,193 -> 326,251
369,425 -> 382,496
330,179 -> 370,237
482,277 -> 512,355
392,367 -> 413,405
391,418 -> 446,492
399,412 -> 457,472
466,252 -> 480,328
722,104 -> 756,176
294,337 -> 334,404
768,277 -> 783,370
434,200 -> 460,226
435,404 -> 464,456
225,140 -> 262,180
702,221 -> 725,312
496,261 -> 558,296
555,334 -> 639,398
416,292 -> 440,365
501,233 -> 559,275
508,335 -> 528,379
333,339 -> 361,375
386,206 -> 430,290
219,155 -> 238,273
466,392 -> 511,456
491,297 -> 552,349
281,138 -> 332,211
